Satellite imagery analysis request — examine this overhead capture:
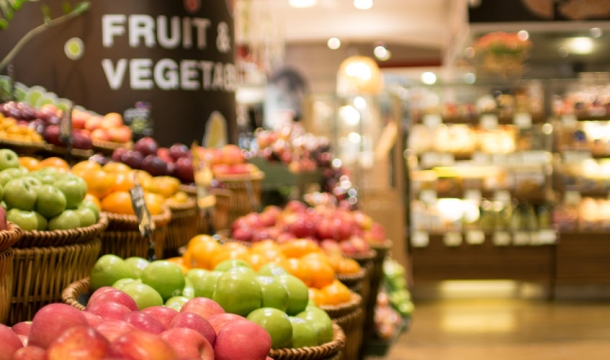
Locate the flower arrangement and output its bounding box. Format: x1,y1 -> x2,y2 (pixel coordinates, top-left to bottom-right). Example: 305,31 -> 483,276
474,32 -> 533,56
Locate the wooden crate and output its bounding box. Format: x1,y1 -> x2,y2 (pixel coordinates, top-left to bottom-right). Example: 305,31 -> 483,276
556,232 -> 610,283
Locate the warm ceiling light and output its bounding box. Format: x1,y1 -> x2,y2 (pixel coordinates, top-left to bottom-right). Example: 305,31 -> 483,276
421,72 -> 437,85
517,30 -> 529,41
568,37 -> 594,54
337,55 -> 383,95
327,37 -> 341,50
373,45 -> 391,61
289,0 -> 317,8
590,27 -> 603,38
354,0 -> 373,10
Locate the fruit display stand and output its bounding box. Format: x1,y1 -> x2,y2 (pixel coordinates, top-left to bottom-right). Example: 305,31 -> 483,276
215,172 -> 264,225
248,157 -> 323,201
0,223 -> 22,324
92,139 -> 133,156
99,207 -> 172,260
179,185 -> 233,234
319,292 -> 364,360
164,199 -> 199,258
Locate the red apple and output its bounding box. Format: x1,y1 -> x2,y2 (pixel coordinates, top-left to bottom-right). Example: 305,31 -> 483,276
231,227 -> 253,242
214,320 -> 271,360
0,324 -> 23,359
212,164 -> 231,176
89,287 -> 120,304
112,149 -> 127,162
169,143 -> 189,161
28,303 -> 89,349
228,164 -> 249,175
82,312 -> 104,327
86,302 -> 133,321
104,113 -> 124,127
71,110 -> 89,130
108,126 -> 132,143
85,116 -> 104,132
87,289 -> 139,312
94,320 -> 136,343
141,155 -> 169,177
0,207 -> 6,231
170,312 -> 216,346
220,145 -> 244,165
157,148 -> 174,163
91,128 -> 110,141
12,322 -> 32,337
288,217 -> 315,238
121,150 -> 144,169
46,326 -> 109,360
207,313 -> 245,334
180,298 -> 225,320
133,137 -> 159,157
12,346 -> 46,360
174,157 -> 194,183
107,330 -> 178,360
142,306 -> 179,329
161,328 -> 214,360
276,232 -> 297,244
285,200 -> 307,213
123,312 -> 166,334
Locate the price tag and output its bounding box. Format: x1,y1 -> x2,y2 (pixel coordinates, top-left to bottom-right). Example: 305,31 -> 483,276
563,151 -> 592,163
493,231 -> 511,246
480,114 -> 499,130
443,232 -> 463,246
419,189 -> 437,203
513,232 -> 531,246
494,190 -> 511,203
537,229 -> 557,244
561,114 -> 577,127
464,189 -> 482,203
59,102 -> 74,147
423,114 -> 442,128
514,112 -> 532,128
472,152 -> 490,164
466,230 -> 485,245
191,141 -> 216,210
129,183 -> 155,237
421,152 -> 441,167
521,151 -> 550,164
411,231 -> 429,248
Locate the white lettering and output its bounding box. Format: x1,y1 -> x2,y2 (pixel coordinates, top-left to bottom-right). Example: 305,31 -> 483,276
157,16 -> 181,49
191,18 -> 211,50
154,59 -> 179,90
199,61 -> 214,90
212,62 -> 224,90
130,59 -> 153,89
224,63 -> 236,91
129,15 -> 155,48
182,17 -> 192,49
180,60 -> 200,90
101,59 -> 127,90
102,15 -> 126,47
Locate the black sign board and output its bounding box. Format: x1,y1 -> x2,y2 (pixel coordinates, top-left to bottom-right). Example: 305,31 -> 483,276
469,0 -> 610,23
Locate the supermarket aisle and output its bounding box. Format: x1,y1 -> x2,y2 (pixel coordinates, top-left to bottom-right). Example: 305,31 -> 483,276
378,299 -> 610,360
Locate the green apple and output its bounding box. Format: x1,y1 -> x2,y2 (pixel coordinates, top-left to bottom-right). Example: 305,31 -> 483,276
214,259 -> 253,272
306,298 -> 318,309
247,308 -> 293,349
186,268 -> 208,283
0,202 -> 6,210
191,270 -> 222,299
0,149 -> 19,171
74,207 -> 96,227
276,275 -> 309,316
48,210 -> 80,230
258,263 -> 289,277
0,184 -> 3,202
34,212 -> 47,230
121,282 -> 163,310
296,307 -> 334,345
31,167 -> 61,185
165,296 -> 190,311
289,317 -> 318,348
112,278 -> 139,290
140,261 -> 186,301
256,276 -> 289,312
21,176 -> 41,190
53,174 -> 87,209
0,168 -> 23,187
125,257 -> 149,278
183,278 -> 195,298
213,268 -> 262,316
6,208 -> 38,230
79,200 -> 99,222
4,178 -> 37,210
90,254 -> 135,291
34,184 -> 66,218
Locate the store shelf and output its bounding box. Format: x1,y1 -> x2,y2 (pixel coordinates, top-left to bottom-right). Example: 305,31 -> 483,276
413,113 -> 547,126
419,189 -> 552,202
556,232 -> 610,283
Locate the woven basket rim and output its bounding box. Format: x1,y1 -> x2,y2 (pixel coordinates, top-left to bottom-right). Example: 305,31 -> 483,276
21,212 -> 108,236
62,277 -> 90,311
335,267 -> 366,282
214,171 -> 265,182
0,138 -> 48,149
0,222 -> 23,252
319,292 -> 362,314
103,206 -> 172,229
370,239 -> 393,251
344,249 -> 377,262
269,323 -> 345,359
16,212 -> 108,248
91,139 -> 133,150
167,198 -> 197,212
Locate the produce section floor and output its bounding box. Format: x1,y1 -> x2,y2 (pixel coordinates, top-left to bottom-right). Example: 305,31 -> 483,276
376,298 -> 610,360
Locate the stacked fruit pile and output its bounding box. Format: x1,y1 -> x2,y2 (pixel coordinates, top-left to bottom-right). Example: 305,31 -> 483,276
0,150 -> 99,231
88,250 -> 335,352
230,201 -> 387,252
0,113 -> 44,144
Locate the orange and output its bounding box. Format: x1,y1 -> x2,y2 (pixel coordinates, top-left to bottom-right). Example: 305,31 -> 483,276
103,161 -> 132,173
251,240 -> 282,255
259,247 -> 287,263
210,248 -> 250,269
111,171 -> 136,192
144,192 -> 164,215
71,160 -> 102,176
18,157 -> 40,171
248,252 -> 267,271
337,258 -> 361,275
85,193 -> 102,210
308,288 -> 327,306
321,279 -> 351,305
151,176 -> 181,198
282,258 -> 313,287
301,252 -> 332,266
222,242 -> 249,253
188,240 -> 222,270
165,257 -> 189,274
81,169 -> 116,199
187,235 -> 217,250
101,191 -> 134,215
280,239 -> 321,259
39,157 -> 70,172
301,256 -> 335,289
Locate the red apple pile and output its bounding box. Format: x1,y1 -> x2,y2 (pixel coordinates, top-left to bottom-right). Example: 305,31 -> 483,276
0,293 -> 273,360
200,144 -> 259,177
230,200 -> 387,254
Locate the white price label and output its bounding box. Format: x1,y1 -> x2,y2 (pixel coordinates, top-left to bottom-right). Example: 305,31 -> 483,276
466,230 -> 485,245
563,151 -> 592,163
464,189 -> 482,202
493,231 -> 511,246
537,230 -> 557,244
513,232 -> 531,246
423,114 -> 442,128
411,231 -> 429,248
514,112 -> 532,128
480,114 -> 499,129
420,189 -> 437,203
443,232 -> 463,247
561,114 -> 578,127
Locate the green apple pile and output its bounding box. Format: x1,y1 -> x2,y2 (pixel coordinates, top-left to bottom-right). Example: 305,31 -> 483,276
0,149 -> 99,231
90,255 -> 335,350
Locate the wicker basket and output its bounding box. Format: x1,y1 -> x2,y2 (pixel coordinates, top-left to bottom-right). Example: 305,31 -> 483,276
100,207 -> 172,260
269,323 -> 345,360
0,138 -> 47,155
320,293 -> 363,360
9,237 -> 101,325
336,267 -> 367,295
0,248 -> 14,324
164,200 -> 199,258
180,185 -> 232,234
14,214 -> 108,248
0,222 -> 23,252
92,140 -> 132,155
215,172 -> 264,226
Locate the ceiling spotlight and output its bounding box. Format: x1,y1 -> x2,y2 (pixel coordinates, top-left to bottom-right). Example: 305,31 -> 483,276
354,0 -> 373,10
568,37 -> 594,54
289,0 -> 317,8
517,30 -> 529,41
373,45 -> 391,61
327,37 -> 341,50
590,27 -> 603,38
421,72 -> 437,85
558,47 -> 569,57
